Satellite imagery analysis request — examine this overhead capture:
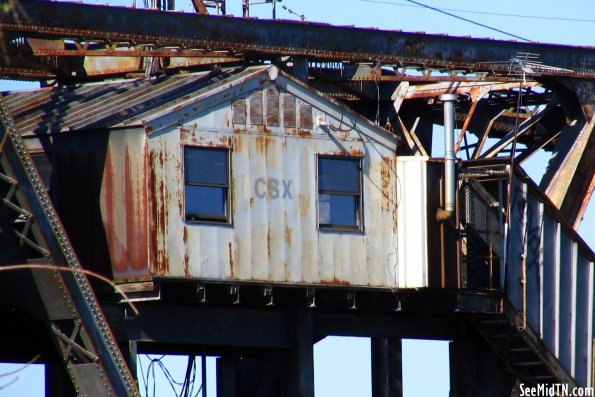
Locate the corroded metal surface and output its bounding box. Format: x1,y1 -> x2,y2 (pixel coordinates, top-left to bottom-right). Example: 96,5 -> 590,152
4,66 -> 436,287
145,71 -> 428,288
0,95 -> 140,396
0,1 -> 594,79
100,129 -> 149,278
542,114 -> 595,228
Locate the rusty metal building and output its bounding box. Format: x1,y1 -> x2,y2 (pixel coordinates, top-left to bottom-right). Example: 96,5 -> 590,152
0,1 -> 595,396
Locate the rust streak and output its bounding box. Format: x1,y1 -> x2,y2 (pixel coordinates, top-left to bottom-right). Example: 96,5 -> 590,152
180,127 -> 197,145
124,145 -> 133,272
233,135 -> 243,152
219,135 -> 232,146
296,129 -> 312,137
148,151 -> 160,276
350,148 -> 364,157
255,135 -> 269,155
131,142 -> 149,272
320,278 -> 351,286
299,194 -> 310,215
228,242 -> 235,279
103,145 -> 121,272
285,226 -> 292,247
184,252 -> 190,277
381,156 -> 391,211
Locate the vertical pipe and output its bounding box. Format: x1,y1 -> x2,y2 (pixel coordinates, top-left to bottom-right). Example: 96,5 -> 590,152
591,338 -> 595,388
202,356 -> 207,397
242,0 -> 249,17
440,94 -> 457,216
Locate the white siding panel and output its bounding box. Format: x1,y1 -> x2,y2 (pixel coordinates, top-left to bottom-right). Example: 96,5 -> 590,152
149,87 -> 428,289
396,157 -> 428,288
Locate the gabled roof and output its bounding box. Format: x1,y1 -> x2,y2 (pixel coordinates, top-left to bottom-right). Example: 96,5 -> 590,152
3,65 -> 399,150
2,69 -> 230,134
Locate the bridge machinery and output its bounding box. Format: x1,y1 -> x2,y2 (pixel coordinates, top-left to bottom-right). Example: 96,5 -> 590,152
0,1 -> 594,396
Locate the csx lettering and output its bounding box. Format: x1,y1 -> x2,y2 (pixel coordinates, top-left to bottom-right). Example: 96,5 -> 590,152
254,178 -> 293,199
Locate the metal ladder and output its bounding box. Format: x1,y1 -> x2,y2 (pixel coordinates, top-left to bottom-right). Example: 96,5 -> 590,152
0,95 -> 139,396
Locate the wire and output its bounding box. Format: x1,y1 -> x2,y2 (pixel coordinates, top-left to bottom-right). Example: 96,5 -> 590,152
138,354 -> 206,397
359,0 -> 531,41
359,0 -> 595,23
0,355 -> 41,391
404,0 -> 530,41
0,264 -> 139,316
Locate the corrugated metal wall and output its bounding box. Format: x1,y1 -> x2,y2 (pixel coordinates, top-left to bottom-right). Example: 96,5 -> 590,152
100,129 -> 149,278
142,82 -> 430,288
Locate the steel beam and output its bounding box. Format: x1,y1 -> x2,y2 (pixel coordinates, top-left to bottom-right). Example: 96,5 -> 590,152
0,97 -> 139,396
287,307 -> 315,397
1,1 -> 594,78
540,80 -> 595,228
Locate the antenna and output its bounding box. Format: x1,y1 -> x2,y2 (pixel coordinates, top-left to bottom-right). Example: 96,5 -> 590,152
508,51 -> 573,80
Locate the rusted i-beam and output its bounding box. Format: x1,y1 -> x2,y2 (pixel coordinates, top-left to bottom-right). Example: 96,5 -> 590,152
0,1 -> 594,78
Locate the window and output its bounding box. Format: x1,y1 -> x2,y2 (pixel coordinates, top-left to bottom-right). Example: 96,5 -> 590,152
318,156 -> 362,230
184,147 -> 230,223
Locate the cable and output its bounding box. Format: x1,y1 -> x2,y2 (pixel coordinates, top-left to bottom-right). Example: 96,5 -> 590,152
359,0 -> 595,23
373,64 -> 380,125
403,0 -> 530,41
358,0 -> 531,41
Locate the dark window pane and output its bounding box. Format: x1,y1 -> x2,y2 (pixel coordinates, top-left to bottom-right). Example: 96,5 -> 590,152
319,194 -> 357,227
185,147 -> 228,185
318,158 -> 359,193
185,185 -> 226,218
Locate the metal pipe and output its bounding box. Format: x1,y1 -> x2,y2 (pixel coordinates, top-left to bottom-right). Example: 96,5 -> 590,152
437,93 -> 457,221
202,355 -> 207,397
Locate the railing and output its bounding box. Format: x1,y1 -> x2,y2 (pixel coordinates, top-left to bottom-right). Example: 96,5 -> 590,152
459,166 -> 595,386
460,178 -> 503,290
505,170 -> 595,386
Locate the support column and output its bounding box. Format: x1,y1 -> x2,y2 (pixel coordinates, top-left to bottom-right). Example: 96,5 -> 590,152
119,341 -> 138,380
286,307 -> 314,397
449,340 -> 476,397
45,360 -> 76,397
217,356 -> 237,397
371,337 -> 403,397
450,338 -> 516,397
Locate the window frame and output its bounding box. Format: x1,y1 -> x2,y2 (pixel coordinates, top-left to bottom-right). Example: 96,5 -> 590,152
317,154 -> 364,232
183,145 -> 232,224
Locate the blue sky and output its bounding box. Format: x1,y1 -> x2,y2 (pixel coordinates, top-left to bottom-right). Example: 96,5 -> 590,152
0,0 -> 593,396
